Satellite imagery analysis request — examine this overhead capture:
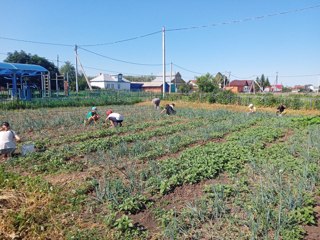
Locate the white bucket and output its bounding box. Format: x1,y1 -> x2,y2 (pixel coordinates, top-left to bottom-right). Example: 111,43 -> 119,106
21,144 -> 35,156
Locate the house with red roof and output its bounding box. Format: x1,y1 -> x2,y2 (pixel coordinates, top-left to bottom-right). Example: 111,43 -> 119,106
227,80 -> 254,93
270,84 -> 283,92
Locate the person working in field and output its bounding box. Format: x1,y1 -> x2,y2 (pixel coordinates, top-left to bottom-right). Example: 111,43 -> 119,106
152,97 -> 161,110
248,103 -> 256,115
106,109 -> 124,127
85,107 -> 100,125
161,103 -> 176,115
0,122 -> 21,160
276,104 -> 286,116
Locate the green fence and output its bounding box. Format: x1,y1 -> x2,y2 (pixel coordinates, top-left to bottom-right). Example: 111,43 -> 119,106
0,90 -> 162,110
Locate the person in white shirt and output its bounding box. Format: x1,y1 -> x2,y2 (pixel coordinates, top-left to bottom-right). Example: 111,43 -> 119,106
0,122 -> 21,160
248,103 -> 256,115
105,109 -> 124,127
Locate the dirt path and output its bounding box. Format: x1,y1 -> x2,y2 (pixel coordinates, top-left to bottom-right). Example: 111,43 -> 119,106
304,195 -> 320,240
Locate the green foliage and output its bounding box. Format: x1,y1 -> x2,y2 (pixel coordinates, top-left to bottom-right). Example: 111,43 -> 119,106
178,83 -> 192,93
124,75 -> 156,82
196,73 -> 218,92
118,195 -> 148,214
208,90 -> 236,104
4,50 -> 59,76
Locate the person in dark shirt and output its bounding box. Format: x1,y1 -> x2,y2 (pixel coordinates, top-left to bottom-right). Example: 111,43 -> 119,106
161,103 -> 176,115
276,104 -> 286,116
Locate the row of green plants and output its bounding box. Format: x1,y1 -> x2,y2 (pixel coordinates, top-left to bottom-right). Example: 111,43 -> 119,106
165,91 -> 320,110
143,121 -> 319,239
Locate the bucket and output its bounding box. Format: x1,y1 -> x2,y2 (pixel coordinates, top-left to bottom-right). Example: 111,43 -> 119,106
21,143 -> 35,156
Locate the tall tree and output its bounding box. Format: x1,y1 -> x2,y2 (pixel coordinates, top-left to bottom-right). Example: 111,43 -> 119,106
256,74 -> 271,91
214,72 -> 229,88
5,50 -> 59,76
60,62 -> 89,91
196,73 -> 218,92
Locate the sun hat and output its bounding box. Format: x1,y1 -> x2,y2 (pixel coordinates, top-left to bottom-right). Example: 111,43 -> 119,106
92,107 -> 97,111
249,104 -> 253,108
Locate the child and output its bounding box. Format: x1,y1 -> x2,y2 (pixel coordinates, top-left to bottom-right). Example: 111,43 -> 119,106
105,109 -> 124,127
85,107 -> 100,126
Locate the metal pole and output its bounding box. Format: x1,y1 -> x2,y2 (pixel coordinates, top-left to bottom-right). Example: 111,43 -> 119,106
162,27 -> 166,98
75,45 -> 79,93
55,73 -> 59,96
67,72 -> 70,96
170,62 -> 172,93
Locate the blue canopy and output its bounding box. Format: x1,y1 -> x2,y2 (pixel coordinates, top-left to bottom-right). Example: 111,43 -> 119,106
0,62 -> 48,98
0,62 -> 48,76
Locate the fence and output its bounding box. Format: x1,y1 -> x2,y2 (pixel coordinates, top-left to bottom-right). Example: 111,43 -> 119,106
0,90 -> 162,110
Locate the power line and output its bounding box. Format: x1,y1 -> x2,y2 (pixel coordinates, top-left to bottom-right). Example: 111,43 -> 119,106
79,30 -> 161,47
166,4 -> 320,32
172,63 -> 204,75
0,36 -> 73,47
78,46 -> 165,66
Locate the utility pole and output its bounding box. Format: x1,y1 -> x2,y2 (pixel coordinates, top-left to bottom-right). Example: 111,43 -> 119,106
170,62 -> 173,93
57,55 -> 59,69
275,72 -> 278,85
162,27 -> 166,98
75,45 -> 79,93
228,71 -> 231,86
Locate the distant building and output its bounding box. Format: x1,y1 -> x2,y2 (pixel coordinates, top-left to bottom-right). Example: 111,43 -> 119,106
130,82 -> 144,92
152,72 -> 185,92
305,84 -> 315,92
270,84 -> 283,92
291,85 -> 304,93
141,82 -> 169,93
90,73 -> 130,90
227,80 -> 254,93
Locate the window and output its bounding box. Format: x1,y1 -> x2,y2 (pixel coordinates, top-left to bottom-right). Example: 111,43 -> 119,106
111,84 -> 114,89
118,84 -> 121,89
243,86 -> 249,92
107,84 -> 110,89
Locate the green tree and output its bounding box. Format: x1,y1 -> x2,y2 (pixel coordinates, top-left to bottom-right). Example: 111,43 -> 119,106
125,75 -> 155,82
196,73 -> 218,92
256,74 -> 271,91
214,72 -> 229,88
178,83 -> 192,93
5,50 -> 59,76
60,61 -> 76,90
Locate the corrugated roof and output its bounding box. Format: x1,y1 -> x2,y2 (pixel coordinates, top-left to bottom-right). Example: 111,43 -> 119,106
142,82 -> 165,87
0,62 -> 48,75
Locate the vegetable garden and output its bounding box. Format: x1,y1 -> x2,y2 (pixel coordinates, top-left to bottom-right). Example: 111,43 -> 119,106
0,103 -> 319,239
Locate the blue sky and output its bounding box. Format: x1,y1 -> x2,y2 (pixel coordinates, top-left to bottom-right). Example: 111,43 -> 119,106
1,0 -> 319,86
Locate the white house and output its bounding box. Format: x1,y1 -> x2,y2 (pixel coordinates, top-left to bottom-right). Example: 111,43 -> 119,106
90,73 -> 130,90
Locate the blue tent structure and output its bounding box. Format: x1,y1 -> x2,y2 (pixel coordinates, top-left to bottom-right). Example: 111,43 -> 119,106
0,62 -> 48,100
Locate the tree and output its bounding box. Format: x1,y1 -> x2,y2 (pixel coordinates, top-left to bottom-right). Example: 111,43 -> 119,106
214,72 -> 229,88
125,75 -> 155,82
178,83 -> 192,93
256,74 -> 271,91
5,50 -> 59,76
196,73 -> 218,92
